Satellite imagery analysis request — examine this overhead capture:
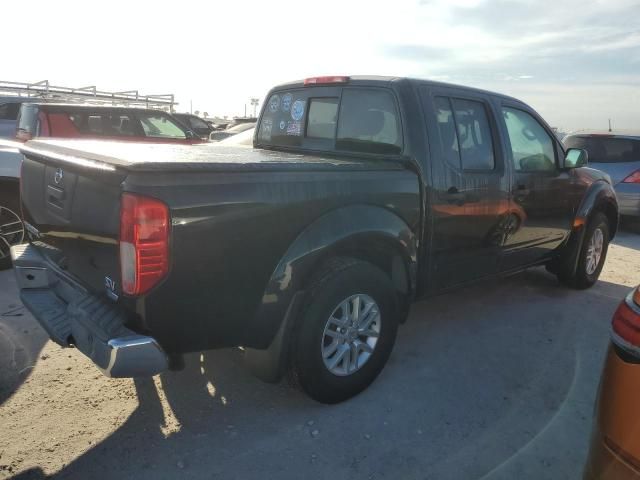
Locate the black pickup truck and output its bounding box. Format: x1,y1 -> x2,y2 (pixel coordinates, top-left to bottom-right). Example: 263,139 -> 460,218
11,76 -> 618,403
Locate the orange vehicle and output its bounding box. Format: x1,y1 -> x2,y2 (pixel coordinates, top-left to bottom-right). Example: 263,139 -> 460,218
585,285 -> 640,479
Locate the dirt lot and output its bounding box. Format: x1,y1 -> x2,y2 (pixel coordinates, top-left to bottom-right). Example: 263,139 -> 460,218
1,230 -> 640,480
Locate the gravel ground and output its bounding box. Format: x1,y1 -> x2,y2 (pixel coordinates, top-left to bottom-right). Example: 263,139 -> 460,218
1,229 -> 639,480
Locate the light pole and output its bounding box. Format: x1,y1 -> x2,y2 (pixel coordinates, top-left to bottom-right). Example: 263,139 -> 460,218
250,97 -> 259,117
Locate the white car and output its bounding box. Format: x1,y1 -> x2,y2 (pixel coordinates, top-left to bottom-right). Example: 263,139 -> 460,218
217,127 -> 255,146
0,140 -> 25,269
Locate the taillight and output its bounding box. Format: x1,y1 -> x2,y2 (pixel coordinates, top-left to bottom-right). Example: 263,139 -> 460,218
612,287 -> 640,349
303,76 -> 350,85
622,170 -> 640,184
119,193 -> 170,296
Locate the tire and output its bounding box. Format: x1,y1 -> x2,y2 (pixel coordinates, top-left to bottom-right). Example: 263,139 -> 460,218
290,258 -> 398,404
558,212 -> 609,289
0,182 -> 25,270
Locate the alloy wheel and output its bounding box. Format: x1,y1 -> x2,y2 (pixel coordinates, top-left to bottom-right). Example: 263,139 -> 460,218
321,294 -> 382,376
0,206 -> 25,261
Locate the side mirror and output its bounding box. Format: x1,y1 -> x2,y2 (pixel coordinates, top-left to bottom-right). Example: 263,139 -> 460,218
564,148 -> 588,169
185,130 -> 197,139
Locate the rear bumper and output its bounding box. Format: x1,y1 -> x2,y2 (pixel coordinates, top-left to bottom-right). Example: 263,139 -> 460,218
615,183 -> 640,217
10,243 -> 168,377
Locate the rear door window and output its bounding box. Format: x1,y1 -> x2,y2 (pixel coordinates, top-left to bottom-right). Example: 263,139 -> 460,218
563,136 -> 640,163
433,96 -> 495,171
257,87 -> 402,154
451,99 -> 495,170
434,97 -> 461,169
68,112 -> 137,136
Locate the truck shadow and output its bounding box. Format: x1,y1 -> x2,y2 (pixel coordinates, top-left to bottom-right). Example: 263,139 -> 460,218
19,268 -> 637,480
0,273 -> 48,407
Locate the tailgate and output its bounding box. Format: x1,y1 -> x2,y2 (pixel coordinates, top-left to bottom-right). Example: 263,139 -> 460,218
20,147 -> 127,296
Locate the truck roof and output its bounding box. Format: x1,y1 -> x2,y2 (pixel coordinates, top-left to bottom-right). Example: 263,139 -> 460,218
271,75 -> 523,104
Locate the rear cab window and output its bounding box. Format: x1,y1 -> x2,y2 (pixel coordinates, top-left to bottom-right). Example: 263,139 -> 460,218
256,84 -> 403,155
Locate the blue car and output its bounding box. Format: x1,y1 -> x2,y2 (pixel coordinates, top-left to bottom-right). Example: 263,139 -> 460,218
564,132 -> 640,224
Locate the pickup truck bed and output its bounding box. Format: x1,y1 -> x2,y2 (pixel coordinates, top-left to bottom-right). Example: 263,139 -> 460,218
15,137 -> 419,385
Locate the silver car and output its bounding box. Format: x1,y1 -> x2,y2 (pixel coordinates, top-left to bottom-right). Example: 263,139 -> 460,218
564,131 -> 640,221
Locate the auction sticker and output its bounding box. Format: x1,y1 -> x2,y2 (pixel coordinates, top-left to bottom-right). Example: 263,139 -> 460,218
290,99 -> 305,121
259,118 -> 273,140
282,93 -> 292,111
268,95 -> 280,113
286,121 -> 302,136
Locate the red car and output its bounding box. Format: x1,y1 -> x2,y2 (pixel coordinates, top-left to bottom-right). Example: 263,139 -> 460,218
15,103 -> 206,144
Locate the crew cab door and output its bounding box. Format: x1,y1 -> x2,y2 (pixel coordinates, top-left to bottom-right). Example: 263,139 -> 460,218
421,87 -> 509,289
496,103 -> 574,270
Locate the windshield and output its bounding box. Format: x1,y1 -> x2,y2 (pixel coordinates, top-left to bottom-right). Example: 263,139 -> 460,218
564,135 -> 640,163
136,112 -> 187,139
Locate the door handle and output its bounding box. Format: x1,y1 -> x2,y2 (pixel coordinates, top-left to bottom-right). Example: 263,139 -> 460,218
445,187 -> 467,204
514,185 -> 530,196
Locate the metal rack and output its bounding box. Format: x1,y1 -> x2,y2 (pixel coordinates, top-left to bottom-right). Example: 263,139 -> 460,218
0,80 -> 176,111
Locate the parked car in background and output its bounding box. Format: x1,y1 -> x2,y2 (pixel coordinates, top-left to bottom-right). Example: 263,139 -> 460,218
1,104 -> 204,268
172,113 -> 214,139
217,127 -> 254,146
0,140 -> 25,269
0,97 -> 38,138
584,285 -> 640,480
209,121 -> 256,141
16,104 -> 206,144
11,76 -> 617,404
564,132 -> 640,224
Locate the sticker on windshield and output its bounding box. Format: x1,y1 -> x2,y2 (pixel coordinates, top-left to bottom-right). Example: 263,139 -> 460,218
268,95 -> 280,113
279,120 -> 286,130
290,99 -> 305,121
282,93 -> 292,112
286,121 -> 302,136
259,118 -> 273,140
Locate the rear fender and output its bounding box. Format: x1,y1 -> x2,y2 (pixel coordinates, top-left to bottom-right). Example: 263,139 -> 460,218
244,205 -> 417,382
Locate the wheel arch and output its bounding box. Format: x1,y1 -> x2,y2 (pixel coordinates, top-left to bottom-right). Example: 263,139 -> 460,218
243,204 -> 418,382
575,181 -> 619,240
556,181 -> 618,280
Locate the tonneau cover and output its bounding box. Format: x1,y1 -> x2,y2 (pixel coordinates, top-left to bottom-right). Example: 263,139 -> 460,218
20,139 -> 397,173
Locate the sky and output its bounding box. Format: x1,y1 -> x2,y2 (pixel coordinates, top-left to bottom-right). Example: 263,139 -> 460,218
4,0 -> 640,131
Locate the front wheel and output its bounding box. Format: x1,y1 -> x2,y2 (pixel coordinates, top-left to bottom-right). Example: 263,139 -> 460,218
290,258 -> 398,404
558,212 -> 610,289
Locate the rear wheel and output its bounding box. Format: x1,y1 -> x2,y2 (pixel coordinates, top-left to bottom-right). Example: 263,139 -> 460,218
558,212 -> 609,289
0,184 -> 25,270
290,258 -> 398,404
